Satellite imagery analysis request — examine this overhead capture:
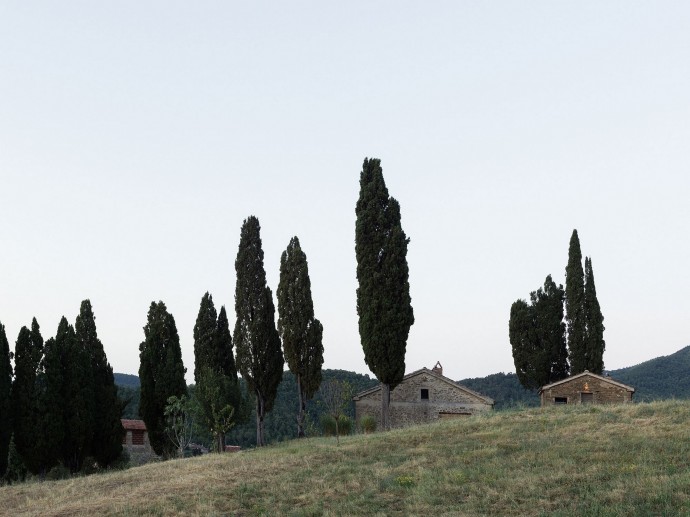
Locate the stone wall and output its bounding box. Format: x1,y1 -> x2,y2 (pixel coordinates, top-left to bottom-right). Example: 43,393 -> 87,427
355,371 -> 492,429
540,374 -> 633,406
123,429 -> 159,465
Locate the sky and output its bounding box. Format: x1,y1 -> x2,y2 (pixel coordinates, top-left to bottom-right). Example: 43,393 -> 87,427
1,2 -> 689,383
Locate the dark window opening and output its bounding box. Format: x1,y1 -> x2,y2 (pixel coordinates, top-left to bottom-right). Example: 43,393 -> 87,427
421,389 -> 429,400
581,392 -> 593,405
554,397 -> 568,405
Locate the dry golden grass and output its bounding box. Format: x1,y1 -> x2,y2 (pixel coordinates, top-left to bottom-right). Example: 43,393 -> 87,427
3,400 -> 690,516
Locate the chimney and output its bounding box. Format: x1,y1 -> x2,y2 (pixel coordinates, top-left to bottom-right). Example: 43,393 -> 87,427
432,361 -> 443,376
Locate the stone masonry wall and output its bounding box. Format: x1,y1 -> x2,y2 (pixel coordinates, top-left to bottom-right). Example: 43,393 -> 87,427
355,372 -> 492,429
541,374 -> 633,406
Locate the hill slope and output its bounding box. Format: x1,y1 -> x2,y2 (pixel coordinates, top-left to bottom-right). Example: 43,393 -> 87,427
3,400 -> 690,516
607,345 -> 690,401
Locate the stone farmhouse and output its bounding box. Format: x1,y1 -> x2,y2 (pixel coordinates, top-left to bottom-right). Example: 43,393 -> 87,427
121,419 -> 158,465
539,370 -> 635,406
353,362 -> 494,429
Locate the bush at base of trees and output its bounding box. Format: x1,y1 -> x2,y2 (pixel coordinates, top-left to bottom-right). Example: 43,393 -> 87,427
359,415 -> 377,434
320,415 -> 352,437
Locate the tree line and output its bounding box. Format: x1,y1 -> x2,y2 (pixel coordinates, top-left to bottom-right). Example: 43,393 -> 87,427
1,156 -> 415,479
509,229 -> 605,390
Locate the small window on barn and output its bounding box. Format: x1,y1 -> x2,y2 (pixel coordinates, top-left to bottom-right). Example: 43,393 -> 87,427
554,397 -> 567,405
421,389 -> 429,400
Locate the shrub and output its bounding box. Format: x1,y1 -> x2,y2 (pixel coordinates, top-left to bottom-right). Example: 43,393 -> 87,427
359,415 -> 377,434
320,415 -> 352,436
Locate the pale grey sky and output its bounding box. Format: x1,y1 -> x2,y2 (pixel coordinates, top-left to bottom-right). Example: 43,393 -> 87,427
1,2 -> 689,382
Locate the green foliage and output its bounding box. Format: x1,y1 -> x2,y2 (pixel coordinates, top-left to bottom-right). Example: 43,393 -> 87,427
164,395 -> 194,457
139,301 -> 188,458
233,216 -> 284,446
2,435 -> 27,485
11,320 -> 45,475
0,322 -> 11,477
584,257 -> 605,374
320,415 -> 352,436
277,236 -> 324,438
509,275 -> 568,390
193,294 -> 244,451
359,414 -> 377,434
194,368 -> 241,452
355,158 -> 414,429
565,229 -> 586,374
76,300 -> 123,468
459,372 -> 540,409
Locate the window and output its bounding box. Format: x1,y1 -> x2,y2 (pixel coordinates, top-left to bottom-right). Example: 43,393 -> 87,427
581,392 -> 593,405
554,397 -> 568,405
421,389 -> 429,400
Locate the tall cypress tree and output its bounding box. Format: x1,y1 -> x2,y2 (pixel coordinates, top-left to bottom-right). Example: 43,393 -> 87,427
277,236 -> 324,438
510,275 -> 568,390
234,216 -> 284,447
76,300 -> 123,467
0,322 -> 12,477
44,316 -> 93,473
11,319 -> 45,475
138,301 -> 187,457
193,292 -> 218,384
565,229 -> 586,374
355,158 -> 414,430
193,296 -> 243,452
584,257 -> 605,374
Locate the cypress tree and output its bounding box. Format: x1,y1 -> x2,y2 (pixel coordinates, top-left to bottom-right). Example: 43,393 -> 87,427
193,292 -> 218,384
355,158 -> 414,430
565,229 -> 586,374
0,322 -> 12,477
44,316 -> 93,473
11,319 -> 45,475
138,301 -> 187,458
584,257 -> 605,374
510,276 -> 568,390
233,216 -> 284,447
277,236 -> 324,438
193,296 -> 243,451
39,335 -> 64,474
76,300 -> 123,467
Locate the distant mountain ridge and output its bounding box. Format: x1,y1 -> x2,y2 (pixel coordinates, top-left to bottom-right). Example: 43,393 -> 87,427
113,345 -> 690,419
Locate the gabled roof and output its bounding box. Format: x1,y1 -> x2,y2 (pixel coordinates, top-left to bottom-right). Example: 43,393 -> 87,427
121,419 -> 147,431
353,367 -> 494,405
538,370 -> 635,394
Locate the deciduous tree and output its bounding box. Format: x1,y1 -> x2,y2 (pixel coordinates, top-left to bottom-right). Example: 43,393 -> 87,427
355,158 -> 414,430
277,236 -> 324,438
234,216 -> 284,447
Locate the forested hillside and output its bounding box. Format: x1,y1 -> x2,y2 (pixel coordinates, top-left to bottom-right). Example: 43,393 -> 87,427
607,346 -> 690,401
458,372 -> 539,409
116,369 -> 377,448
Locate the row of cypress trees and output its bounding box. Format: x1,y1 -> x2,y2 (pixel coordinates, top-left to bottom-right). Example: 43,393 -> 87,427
0,301 -> 123,480
137,215 -> 325,450
509,229 -> 606,390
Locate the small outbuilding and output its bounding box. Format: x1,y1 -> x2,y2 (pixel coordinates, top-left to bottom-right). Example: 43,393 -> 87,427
121,419 -> 158,464
353,362 -> 494,429
539,370 -> 635,406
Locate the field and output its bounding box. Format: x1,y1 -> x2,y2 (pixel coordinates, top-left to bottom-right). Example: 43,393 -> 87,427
2,400 -> 690,516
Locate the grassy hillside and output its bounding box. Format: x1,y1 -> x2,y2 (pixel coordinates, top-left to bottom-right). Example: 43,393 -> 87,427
4,400 -> 690,516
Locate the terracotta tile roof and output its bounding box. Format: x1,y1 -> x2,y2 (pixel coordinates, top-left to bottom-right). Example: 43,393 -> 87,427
121,419 -> 147,431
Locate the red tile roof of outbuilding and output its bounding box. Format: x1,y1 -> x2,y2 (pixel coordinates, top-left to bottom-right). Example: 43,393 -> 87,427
121,419 -> 147,431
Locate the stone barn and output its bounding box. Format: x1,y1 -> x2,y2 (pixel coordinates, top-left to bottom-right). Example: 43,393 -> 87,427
539,370 -> 635,406
121,419 -> 158,465
353,362 -> 494,429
